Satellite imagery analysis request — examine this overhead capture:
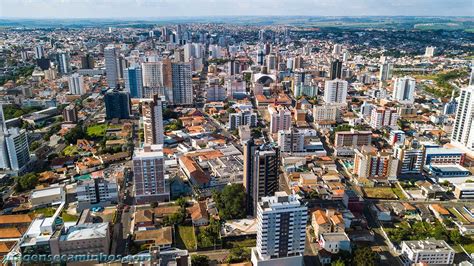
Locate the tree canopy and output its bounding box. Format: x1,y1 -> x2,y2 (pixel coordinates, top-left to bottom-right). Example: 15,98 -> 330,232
212,184 -> 246,220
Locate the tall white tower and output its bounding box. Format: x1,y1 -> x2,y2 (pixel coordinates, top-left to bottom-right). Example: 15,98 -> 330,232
393,76 -> 416,104
251,191 -> 307,266
451,86 -> 474,150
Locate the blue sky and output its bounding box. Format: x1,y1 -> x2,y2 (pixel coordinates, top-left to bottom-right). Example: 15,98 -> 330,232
1,0 -> 473,18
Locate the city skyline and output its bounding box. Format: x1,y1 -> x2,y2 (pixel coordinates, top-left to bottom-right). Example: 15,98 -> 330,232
1,0 -> 473,19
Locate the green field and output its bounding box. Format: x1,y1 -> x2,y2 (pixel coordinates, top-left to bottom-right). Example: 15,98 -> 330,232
86,124 -> 107,138
176,226 -> 196,252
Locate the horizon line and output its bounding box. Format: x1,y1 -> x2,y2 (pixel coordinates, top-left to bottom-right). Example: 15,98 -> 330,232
1,15 -> 474,20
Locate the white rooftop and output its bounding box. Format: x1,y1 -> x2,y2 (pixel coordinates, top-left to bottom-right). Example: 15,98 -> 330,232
31,186 -> 63,199
61,223 -> 108,241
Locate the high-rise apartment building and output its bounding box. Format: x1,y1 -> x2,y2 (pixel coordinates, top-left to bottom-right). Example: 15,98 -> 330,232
379,63 -> 393,81
35,45 -> 45,59
2,127 -> 31,172
334,129 -> 372,156
251,191 -> 307,266
76,177 -> 118,211
268,105 -> 291,134
62,105 -> 78,123
142,95 -> 164,145
451,86 -> 474,150
425,46 -> 436,57
277,128 -> 305,153
393,139 -> 424,175
171,62 -> 193,105
353,146 -> 399,180
56,52 -> 70,74
393,76 -> 416,103
104,89 -> 131,120
332,44 -> 342,55
229,111 -> 257,130
124,66 -> 143,98
370,107 -> 399,129
330,59 -> 343,80
133,145 -> 169,204
142,61 -> 164,88
81,54 -> 95,69
323,79 -> 348,103
243,140 -> 279,216
68,73 -> 84,95
104,46 -> 119,89
313,104 -> 340,122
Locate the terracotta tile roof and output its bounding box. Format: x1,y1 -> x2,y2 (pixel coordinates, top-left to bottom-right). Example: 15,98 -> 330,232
0,214 -> 32,225
402,202 -> 417,211
0,227 -> 22,238
312,210 -> 330,225
330,214 -> 344,225
430,204 -> 450,216
134,227 -> 173,246
180,156 -> 210,185
188,201 -> 209,221
134,209 -> 154,224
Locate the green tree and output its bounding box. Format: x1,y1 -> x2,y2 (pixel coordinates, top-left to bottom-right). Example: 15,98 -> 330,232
225,247 -> 251,263
332,259 -> 346,266
212,184 -> 246,220
30,141 -> 41,151
15,173 -> 39,192
449,230 -> 463,245
353,247 -> 376,266
191,254 -> 210,266
64,124 -> 86,144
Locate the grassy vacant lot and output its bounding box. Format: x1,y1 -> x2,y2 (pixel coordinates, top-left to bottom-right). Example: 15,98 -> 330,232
61,212 -> 78,222
176,225 -> 196,252
449,207 -> 469,224
363,187 -> 398,199
86,124 -> 107,138
33,207 -> 56,217
391,185 -> 408,200
461,242 -> 474,254
63,145 -> 79,156
417,70 -> 467,98
224,238 -> 256,249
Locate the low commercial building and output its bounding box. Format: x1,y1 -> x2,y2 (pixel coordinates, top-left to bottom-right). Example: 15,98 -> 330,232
30,186 -> 65,208
401,240 -> 454,265
454,183 -> 474,200
50,223 -> 110,256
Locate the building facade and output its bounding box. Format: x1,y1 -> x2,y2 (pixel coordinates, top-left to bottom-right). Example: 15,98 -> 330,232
268,105 -> 291,134
324,79 -> 347,103
133,145 -> 169,204
451,86 -> 474,150
243,140 -> 279,216
104,90 -> 131,120
142,95 -> 164,145
251,191 -> 307,266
